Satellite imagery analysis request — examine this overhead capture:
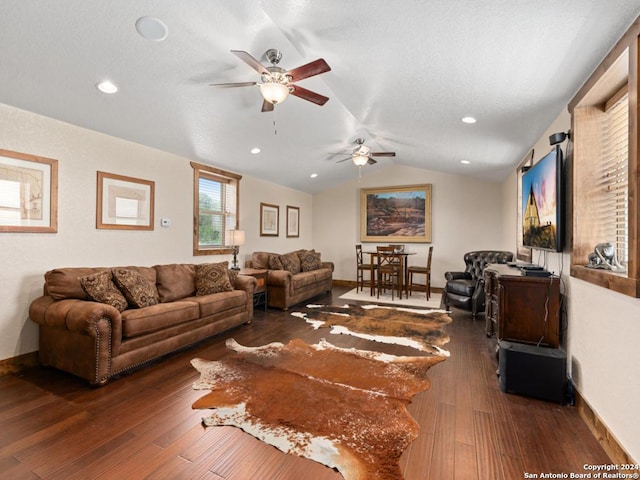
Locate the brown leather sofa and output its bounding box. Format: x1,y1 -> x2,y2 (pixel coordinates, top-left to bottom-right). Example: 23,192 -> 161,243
29,263 -> 255,386
443,250 -> 514,316
246,250 -> 333,310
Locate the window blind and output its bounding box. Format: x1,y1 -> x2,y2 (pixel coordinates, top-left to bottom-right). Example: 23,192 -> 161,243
597,91 -> 629,263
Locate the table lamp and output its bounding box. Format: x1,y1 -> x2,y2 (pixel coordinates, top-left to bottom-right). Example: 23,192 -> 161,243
226,229 -> 245,270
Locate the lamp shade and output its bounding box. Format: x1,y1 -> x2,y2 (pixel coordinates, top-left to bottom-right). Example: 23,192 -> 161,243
226,229 -> 245,246
259,82 -> 290,104
352,154 -> 369,166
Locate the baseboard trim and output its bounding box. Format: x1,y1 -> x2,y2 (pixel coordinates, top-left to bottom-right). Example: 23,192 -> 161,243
0,351 -> 39,377
575,388 -> 637,465
333,279 -> 356,288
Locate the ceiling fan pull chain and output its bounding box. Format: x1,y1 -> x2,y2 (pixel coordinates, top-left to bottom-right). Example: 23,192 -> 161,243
273,107 -> 278,135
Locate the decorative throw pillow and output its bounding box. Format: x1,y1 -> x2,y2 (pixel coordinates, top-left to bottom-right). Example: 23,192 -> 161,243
298,249 -> 323,272
279,252 -> 301,274
268,254 -> 283,270
112,267 -> 159,308
79,271 -> 128,312
227,268 -> 239,288
195,262 -> 234,295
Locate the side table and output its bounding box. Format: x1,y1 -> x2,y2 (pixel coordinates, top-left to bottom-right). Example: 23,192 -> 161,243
238,268 -> 268,311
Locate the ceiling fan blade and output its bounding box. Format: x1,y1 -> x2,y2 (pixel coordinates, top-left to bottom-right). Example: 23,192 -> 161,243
286,58 -> 331,82
367,158 -> 378,165
261,99 -> 274,113
290,85 -> 329,106
231,50 -> 269,75
336,157 -> 352,163
209,81 -> 257,87
370,152 -> 396,157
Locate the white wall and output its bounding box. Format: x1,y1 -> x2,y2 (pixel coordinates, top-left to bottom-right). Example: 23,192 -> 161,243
313,164 -> 507,287
0,102 -> 310,362
239,175 -> 313,267
501,110 -> 640,462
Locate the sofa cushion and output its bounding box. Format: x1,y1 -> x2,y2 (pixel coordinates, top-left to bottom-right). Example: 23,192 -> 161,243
79,271 -> 128,312
446,278 -> 476,297
155,263 -> 196,302
252,252 -> 276,270
186,290 -> 247,317
112,267 -> 160,308
195,262 -> 233,295
298,249 -> 322,272
291,268 -> 332,290
45,267 -> 109,300
121,301 -> 200,338
280,252 -> 301,274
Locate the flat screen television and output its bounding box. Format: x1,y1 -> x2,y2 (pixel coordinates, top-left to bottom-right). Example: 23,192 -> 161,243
522,146 -> 563,252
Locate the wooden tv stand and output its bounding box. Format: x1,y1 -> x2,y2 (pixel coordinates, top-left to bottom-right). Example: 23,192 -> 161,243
484,263 -> 561,348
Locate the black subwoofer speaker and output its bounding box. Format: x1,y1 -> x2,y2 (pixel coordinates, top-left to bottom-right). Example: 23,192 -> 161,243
498,341 -> 567,404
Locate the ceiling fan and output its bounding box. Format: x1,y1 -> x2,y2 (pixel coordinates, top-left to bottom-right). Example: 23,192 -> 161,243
210,49 -> 331,112
336,138 -> 396,166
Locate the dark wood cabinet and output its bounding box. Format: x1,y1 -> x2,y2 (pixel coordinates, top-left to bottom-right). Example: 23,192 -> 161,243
484,264 -> 561,348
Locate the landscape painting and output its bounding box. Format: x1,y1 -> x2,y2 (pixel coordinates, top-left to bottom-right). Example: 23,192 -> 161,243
361,184 -> 432,243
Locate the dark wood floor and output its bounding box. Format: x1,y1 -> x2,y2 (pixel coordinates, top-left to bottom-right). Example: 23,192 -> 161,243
0,287 -> 612,479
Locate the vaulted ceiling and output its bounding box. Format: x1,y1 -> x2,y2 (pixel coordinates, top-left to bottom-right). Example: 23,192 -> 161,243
1,1 -> 639,193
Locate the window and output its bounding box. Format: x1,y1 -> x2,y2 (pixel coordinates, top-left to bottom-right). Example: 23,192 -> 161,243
569,21 -> 639,297
598,90 -> 629,264
191,162 -> 241,256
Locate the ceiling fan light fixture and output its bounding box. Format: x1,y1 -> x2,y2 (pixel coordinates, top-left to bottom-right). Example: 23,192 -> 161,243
352,154 -> 369,166
259,82 -> 290,104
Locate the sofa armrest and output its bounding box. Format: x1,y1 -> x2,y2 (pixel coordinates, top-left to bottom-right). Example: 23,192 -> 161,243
29,296 -> 123,355
234,274 -> 256,294
268,269 -> 296,294
444,271 -> 472,282
233,275 -> 256,318
321,261 -> 334,272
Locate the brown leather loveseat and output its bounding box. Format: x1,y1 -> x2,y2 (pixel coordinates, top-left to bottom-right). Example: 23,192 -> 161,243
29,262 -> 255,385
246,249 -> 333,310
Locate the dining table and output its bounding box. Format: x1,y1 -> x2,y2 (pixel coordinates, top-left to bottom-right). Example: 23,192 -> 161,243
363,250 -> 417,298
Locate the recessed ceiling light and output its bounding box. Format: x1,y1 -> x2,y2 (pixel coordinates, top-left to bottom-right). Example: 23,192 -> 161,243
135,16 -> 168,41
461,116 -> 477,124
310,173 -> 318,178
96,80 -> 118,94
250,147 -> 261,154
460,160 -> 471,165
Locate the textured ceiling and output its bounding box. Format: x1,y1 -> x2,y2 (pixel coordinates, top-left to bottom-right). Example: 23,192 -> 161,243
1,1 -> 639,193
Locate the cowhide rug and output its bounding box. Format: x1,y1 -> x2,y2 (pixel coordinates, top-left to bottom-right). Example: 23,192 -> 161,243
291,304 -> 452,355
192,337 -> 447,480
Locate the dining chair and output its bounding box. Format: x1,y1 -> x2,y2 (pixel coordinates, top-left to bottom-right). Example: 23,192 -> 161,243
376,245 -> 402,300
356,244 -> 376,293
408,246 -> 433,300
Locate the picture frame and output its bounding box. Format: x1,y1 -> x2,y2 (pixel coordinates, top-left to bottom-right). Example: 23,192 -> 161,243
286,205 -> 300,238
360,184 -> 432,243
260,202 -> 279,236
0,148 -> 58,233
96,171 -> 155,230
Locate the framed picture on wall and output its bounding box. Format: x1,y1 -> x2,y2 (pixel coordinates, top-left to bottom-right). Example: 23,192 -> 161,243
286,205 -> 299,238
96,171 -> 155,230
360,184 -> 432,243
0,148 -> 58,233
260,202 -> 279,236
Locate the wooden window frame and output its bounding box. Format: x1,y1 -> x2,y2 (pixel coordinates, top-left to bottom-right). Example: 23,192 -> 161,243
568,17 -> 640,297
191,162 -> 242,256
